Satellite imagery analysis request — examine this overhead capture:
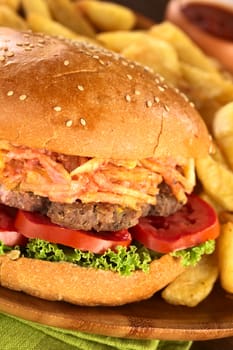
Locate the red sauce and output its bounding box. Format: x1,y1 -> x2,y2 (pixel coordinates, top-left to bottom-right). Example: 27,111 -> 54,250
181,3 -> 233,41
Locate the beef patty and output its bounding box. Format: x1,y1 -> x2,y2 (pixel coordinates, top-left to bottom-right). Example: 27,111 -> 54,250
0,183 -> 182,231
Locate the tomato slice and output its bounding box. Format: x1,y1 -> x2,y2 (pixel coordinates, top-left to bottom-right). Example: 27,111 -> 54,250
0,205 -> 27,246
15,210 -> 132,253
130,195 -> 220,253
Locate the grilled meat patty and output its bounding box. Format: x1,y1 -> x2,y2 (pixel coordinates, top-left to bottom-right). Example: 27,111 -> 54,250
0,183 -> 182,231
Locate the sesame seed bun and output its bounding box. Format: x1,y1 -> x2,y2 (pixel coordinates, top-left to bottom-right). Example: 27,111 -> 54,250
0,253 -> 185,306
0,27 -> 210,160
166,0 -> 233,75
0,27 -> 211,307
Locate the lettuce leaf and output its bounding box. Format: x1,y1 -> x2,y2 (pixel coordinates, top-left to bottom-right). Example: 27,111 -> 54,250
25,238 -> 155,276
0,238 -> 216,275
170,240 -> 215,266
0,241 -> 12,255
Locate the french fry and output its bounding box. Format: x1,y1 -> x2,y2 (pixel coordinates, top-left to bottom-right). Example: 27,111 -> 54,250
213,102 -> 233,170
27,13 -> 97,44
46,0 -> 96,38
27,13 -> 81,40
162,254 -> 218,307
218,222 -> 233,293
77,0 -> 136,31
22,0 -> 51,19
149,22 -> 218,73
97,30 -> 146,52
121,35 -> 181,86
180,63 -> 233,103
196,154 -> 233,211
0,5 -> 27,29
0,0 -> 20,11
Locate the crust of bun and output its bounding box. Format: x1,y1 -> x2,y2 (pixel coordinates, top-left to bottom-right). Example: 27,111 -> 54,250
0,27 -> 209,160
166,0 -> 233,75
0,254 -> 185,306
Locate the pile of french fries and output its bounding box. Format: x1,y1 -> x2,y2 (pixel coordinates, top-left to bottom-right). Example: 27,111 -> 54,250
1,0 -> 233,307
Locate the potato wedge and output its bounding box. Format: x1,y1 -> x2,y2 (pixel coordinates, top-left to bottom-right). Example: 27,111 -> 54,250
27,13 -> 95,43
196,154 -> 233,211
162,254 -> 218,307
97,30 -> 146,52
0,4 -> 27,29
46,0 -> 95,37
122,35 -> 181,86
77,0 -> 136,31
213,102 -> 233,170
22,0 -> 51,19
149,22 -> 217,73
0,0 -> 20,11
218,222 -> 233,293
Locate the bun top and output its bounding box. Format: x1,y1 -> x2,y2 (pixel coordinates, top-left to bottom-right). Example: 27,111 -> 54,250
0,27 -> 210,159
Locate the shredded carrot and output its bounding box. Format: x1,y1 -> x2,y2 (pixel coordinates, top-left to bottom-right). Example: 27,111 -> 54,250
0,141 -> 195,208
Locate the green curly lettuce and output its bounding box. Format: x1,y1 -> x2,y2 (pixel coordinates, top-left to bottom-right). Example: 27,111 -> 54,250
25,238 -> 156,276
0,238 -> 216,275
170,240 -> 215,267
0,241 -> 13,255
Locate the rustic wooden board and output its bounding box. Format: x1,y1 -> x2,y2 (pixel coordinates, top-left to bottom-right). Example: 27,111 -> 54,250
0,283 -> 233,341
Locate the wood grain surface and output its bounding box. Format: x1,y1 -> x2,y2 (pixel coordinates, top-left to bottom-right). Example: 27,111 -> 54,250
0,283 -> 233,341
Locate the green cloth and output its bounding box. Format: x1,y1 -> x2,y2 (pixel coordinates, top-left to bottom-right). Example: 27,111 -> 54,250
0,312 -> 192,350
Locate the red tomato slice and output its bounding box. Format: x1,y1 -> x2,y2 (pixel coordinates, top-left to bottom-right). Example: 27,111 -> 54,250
0,204 -> 27,246
15,210 -> 132,254
130,195 -> 220,253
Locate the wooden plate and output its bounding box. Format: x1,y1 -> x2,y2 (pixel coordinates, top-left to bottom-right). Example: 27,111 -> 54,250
1,282 -> 233,340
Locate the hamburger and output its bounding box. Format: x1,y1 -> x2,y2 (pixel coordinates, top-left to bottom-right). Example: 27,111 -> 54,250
0,27 -> 219,306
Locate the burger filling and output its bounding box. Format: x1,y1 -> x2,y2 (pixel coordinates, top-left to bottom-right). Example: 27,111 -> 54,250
0,141 -> 219,274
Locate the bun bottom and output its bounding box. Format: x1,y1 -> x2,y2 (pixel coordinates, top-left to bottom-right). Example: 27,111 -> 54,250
0,254 -> 185,306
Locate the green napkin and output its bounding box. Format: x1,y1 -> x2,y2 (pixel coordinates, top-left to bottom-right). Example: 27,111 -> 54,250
0,312 -> 192,350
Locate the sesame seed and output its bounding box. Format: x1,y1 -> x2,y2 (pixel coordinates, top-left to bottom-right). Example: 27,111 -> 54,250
155,78 -> 161,84
190,101 -> 195,108
19,94 -> 27,101
99,59 -> 105,65
158,86 -> 165,92
164,104 -> 170,112
38,39 -> 45,44
77,85 -> 84,91
0,55 -> 5,61
6,51 -> 14,57
127,74 -> 132,80
135,90 -> 141,95
146,100 -> 153,108
121,60 -> 128,66
129,64 -> 135,68
180,92 -> 189,102
37,43 -> 44,48
24,47 -> 32,51
16,43 -> 23,47
7,91 -> 14,96
80,118 -> 86,126
154,97 -> 160,103
93,55 -> 99,59
64,60 -> 70,66
54,106 -> 62,112
66,119 -> 73,127
125,94 -> 131,102
24,42 -> 30,46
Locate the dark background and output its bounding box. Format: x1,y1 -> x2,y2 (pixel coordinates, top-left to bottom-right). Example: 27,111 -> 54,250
114,0 -> 169,21
112,1 -> 233,349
